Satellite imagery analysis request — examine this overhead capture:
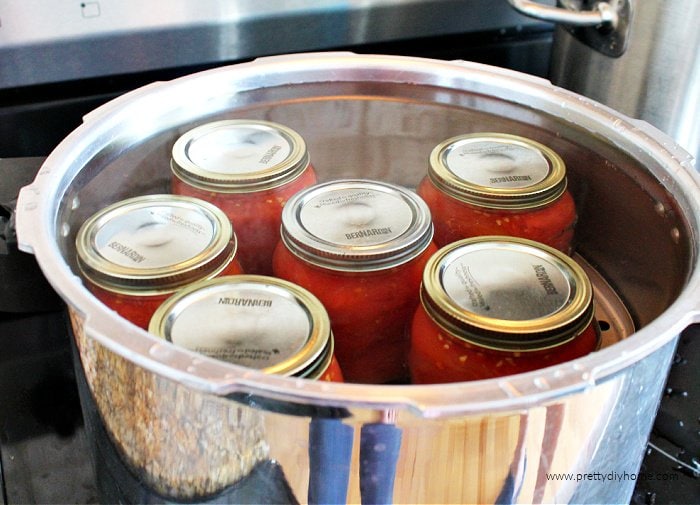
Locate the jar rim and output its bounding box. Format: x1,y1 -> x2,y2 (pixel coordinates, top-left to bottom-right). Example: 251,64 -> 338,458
280,179 -> 434,272
76,195 -> 237,294
170,119 -> 310,193
420,236 -> 595,351
148,275 -> 332,377
428,133 -> 568,209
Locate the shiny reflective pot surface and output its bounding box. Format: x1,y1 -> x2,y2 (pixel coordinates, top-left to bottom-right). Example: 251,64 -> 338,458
16,53 -> 700,503
548,0 -> 700,162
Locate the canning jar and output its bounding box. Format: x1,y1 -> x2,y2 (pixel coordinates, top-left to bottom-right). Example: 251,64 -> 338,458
148,275 -> 343,382
171,119 -> 317,275
272,179 -> 438,384
409,236 -> 600,384
417,133 -> 577,253
76,195 -> 242,329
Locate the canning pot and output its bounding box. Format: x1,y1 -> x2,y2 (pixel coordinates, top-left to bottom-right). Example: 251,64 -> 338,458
15,53 -> 700,503
508,0 -> 700,161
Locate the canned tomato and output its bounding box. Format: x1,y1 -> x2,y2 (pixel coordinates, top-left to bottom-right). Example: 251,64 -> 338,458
148,275 -> 343,382
76,195 -> 243,329
409,236 -> 600,384
171,119 -> 317,275
272,179 -> 438,384
417,133 -> 577,253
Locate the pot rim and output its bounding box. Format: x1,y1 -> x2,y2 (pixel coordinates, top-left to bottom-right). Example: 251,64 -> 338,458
15,52 -> 700,418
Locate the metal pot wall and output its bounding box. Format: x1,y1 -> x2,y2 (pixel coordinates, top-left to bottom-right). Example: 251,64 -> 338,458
15,53 -> 700,503
509,0 -> 700,161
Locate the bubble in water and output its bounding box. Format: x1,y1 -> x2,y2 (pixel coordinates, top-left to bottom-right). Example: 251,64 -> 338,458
670,228 -> 681,244
533,377 -> 550,390
148,343 -> 175,361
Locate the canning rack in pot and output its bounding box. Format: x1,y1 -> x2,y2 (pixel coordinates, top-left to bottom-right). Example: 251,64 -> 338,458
15,53 -> 700,503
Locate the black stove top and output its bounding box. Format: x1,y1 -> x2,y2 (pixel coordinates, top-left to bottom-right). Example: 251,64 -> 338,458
0,158 -> 698,504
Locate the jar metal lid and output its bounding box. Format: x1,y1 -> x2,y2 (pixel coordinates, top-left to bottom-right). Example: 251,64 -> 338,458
421,236 -> 594,351
171,119 -> 310,192
76,195 -> 237,295
148,275 -> 332,378
280,179 -> 434,271
428,133 -> 567,210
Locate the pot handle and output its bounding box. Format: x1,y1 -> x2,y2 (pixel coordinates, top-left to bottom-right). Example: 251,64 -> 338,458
506,0 -> 618,27
15,183 -> 43,254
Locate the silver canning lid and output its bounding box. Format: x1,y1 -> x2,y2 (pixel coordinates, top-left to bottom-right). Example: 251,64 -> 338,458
148,275 -> 332,378
421,236 -> 594,351
76,195 -> 236,294
428,133 -> 567,209
280,179 -> 434,271
171,119 -> 310,192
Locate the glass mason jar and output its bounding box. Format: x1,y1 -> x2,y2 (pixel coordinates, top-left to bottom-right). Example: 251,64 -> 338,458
76,195 -> 243,329
409,236 -> 601,384
170,119 -> 317,275
417,133 -> 577,254
148,275 -> 343,382
272,179 -> 438,384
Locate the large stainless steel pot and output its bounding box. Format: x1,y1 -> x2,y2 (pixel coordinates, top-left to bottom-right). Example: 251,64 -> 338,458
509,0 -> 700,161
15,53 -> 700,504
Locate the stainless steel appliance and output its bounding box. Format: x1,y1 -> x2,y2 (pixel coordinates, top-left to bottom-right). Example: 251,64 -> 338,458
508,0 -> 700,161
14,52 -> 700,504
1,2 -> 697,504
0,0 -> 554,158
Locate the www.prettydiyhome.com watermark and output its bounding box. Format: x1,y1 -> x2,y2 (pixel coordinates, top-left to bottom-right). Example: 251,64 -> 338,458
546,471 -> 679,483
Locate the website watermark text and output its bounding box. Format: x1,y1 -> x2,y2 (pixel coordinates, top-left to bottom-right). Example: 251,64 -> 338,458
546,471 -> 679,483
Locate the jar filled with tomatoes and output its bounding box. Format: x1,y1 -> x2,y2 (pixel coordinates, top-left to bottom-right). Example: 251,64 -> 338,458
273,179 -> 438,384
148,275 -> 343,382
409,236 -> 601,384
417,133 -> 577,254
76,195 -> 243,329
171,119 -> 317,275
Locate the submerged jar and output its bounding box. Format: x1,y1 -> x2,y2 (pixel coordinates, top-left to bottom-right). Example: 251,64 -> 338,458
148,275 -> 343,382
76,195 -> 243,329
409,236 -> 600,384
417,133 -> 577,254
171,119 -> 317,275
272,179 -> 438,384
